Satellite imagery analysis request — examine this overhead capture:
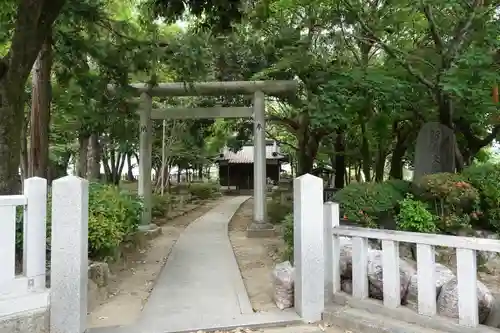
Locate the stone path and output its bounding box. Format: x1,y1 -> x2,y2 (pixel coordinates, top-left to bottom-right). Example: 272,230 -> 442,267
90,196 -> 300,333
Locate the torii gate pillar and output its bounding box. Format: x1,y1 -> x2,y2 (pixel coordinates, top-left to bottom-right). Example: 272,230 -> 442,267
247,90 -> 275,237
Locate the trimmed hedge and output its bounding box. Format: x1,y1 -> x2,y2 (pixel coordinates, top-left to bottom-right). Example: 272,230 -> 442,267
334,182 -> 405,226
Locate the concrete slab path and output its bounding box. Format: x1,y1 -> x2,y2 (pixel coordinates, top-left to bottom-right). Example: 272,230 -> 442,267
91,196 -> 300,333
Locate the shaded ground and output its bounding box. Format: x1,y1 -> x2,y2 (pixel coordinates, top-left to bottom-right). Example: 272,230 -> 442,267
229,198 -> 287,312
87,197 -> 224,328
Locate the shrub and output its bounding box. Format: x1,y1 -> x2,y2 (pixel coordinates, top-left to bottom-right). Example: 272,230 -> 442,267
412,173 -> 479,216
87,182 -> 142,259
385,179 -> 412,196
267,200 -> 292,224
396,194 -> 437,233
462,163 -> 500,231
152,194 -> 171,217
463,163 -> 500,209
282,213 -> 294,262
188,183 -> 220,200
334,182 -> 405,226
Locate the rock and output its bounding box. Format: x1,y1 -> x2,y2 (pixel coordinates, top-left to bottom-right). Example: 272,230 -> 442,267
437,278 -> 494,323
339,237 -> 376,279
366,250 -> 415,305
484,292 -> 500,328
87,262 -> 111,312
88,262 -> 110,288
407,263 -> 455,302
341,279 -> 353,295
339,237 -> 354,278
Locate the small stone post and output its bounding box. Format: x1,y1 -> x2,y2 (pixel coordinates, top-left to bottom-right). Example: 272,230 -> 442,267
23,177 -> 47,290
50,176 -> 89,333
324,201 -> 340,302
294,174 -> 324,322
139,91 -> 153,229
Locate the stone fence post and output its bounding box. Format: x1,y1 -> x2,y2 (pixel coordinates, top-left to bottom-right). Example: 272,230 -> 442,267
23,177 -> 48,290
50,176 -> 89,333
293,174 -> 324,322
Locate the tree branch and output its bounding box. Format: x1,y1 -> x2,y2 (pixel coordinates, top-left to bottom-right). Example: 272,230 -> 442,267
444,0 -> 483,64
455,118 -> 500,151
267,115 -> 300,131
421,3 -> 444,53
348,3 -> 435,90
265,130 -> 298,151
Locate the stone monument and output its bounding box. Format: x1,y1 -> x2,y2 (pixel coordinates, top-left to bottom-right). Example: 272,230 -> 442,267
413,122 -> 456,180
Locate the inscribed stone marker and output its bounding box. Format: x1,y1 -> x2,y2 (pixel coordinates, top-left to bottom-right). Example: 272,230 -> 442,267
414,122 -> 455,180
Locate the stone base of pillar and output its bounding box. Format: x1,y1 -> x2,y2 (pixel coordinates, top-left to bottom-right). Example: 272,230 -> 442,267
246,222 -> 276,238
138,223 -> 159,232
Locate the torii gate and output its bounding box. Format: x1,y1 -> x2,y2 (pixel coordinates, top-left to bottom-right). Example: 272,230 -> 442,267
108,80 -> 298,236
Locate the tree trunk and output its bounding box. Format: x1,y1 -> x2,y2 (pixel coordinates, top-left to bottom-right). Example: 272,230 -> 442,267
47,151 -> 70,183
334,130 -> 345,189
87,133 -> 100,180
77,134 -> 89,178
360,122 -> 371,181
374,145 -> 387,182
20,117 -> 29,180
355,164 -> 362,182
296,113 -> 321,176
389,141 -> 406,180
437,92 -> 455,173
29,33 -> 52,179
0,0 -> 66,194
127,153 -> 135,181
0,87 -> 23,194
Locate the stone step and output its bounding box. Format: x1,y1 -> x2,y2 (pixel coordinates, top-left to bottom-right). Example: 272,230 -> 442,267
323,305 -> 446,333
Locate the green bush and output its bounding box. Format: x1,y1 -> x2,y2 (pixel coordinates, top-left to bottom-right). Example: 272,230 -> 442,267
87,182 -> 142,259
385,179 -> 412,196
412,173 -> 479,216
282,213 -> 294,262
334,182 -> 405,226
463,163 -> 500,230
463,163 -> 500,209
267,200 -> 292,224
396,194 -> 437,233
188,183 -> 220,200
152,194 -> 171,217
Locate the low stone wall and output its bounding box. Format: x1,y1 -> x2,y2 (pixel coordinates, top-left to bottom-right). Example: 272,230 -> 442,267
0,308 -> 49,333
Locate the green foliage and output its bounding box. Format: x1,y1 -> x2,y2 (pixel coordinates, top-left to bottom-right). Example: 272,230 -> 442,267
87,182 -> 143,259
412,173 -> 479,216
152,193 -> 171,217
396,194 -> 437,233
463,163 -> 500,210
188,182 -> 220,200
462,163 -> 500,231
282,213 -> 294,262
267,200 -> 292,225
385,179 -> 412,196
334,182 -> 405,226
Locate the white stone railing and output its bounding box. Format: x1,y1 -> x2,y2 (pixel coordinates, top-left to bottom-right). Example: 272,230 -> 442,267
0,177 -> 48,315
0,176 -> 88,333
293,174 -> 498,328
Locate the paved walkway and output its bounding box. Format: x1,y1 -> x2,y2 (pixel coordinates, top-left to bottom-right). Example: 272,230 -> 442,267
91,196 -> 300,333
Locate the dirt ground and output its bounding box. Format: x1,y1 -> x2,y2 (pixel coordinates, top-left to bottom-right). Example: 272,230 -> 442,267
228,198 -> 287,312
87,198 -> 224,328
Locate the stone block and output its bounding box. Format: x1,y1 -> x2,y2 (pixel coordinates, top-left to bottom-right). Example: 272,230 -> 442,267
293,173 -> 325,322
50,176 -> 89,333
